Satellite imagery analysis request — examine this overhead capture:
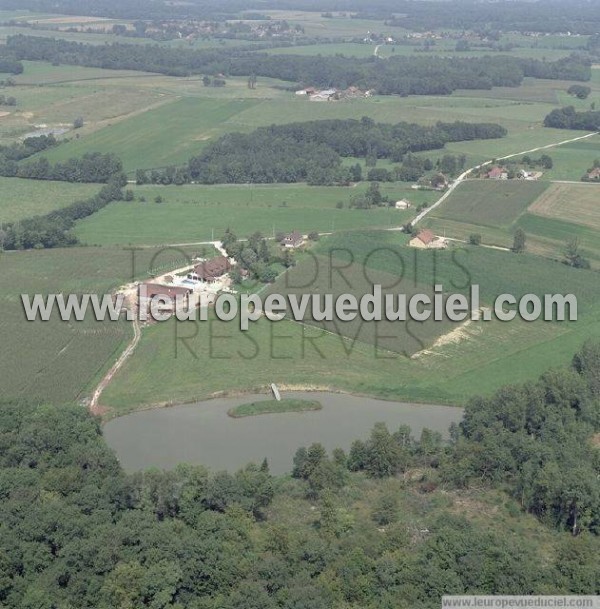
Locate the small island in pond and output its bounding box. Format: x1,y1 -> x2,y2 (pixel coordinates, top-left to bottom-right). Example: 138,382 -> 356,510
228,398 -> 322,418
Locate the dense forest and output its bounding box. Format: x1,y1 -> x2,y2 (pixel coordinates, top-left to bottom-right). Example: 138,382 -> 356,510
0,342 -> 598,607
544,106 -> 600,130
181,118 -> 506,185
6,35 -> 591,94
1,0 -> 600,35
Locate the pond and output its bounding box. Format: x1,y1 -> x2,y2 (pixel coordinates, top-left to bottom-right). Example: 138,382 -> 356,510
104,392 -> 463,474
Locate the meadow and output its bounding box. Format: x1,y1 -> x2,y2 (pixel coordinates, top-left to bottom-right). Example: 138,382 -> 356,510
537,135 -> 600,181
74,183 -> 433,245
40,97 -> 260,172
0,177 -> 97,223
0,245 -> 202,405
101,229 -> 600,414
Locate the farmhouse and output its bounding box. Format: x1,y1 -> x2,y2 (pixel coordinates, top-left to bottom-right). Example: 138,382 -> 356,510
409,229 -> 447,249
395,199 -> 411,209
586,167 -> 600,181
486,166 -> 508,179
188,255 -> 232,282
140,283 -> 193,313
295,87 -> 316,95
310,89 -> 337,101
282,231 -> 304,248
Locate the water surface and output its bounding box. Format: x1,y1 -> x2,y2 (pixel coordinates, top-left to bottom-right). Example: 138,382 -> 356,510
104,392 -> 463,474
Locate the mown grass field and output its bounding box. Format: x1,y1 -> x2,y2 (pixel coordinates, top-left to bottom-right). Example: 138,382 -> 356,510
0,245 -> 201,405
101,230 -> 600,414
537,135 -> 600,181
0,177 -> 98,223
74,183 -> 434,245
2,32 -> 600,414
40,97 -> 260,172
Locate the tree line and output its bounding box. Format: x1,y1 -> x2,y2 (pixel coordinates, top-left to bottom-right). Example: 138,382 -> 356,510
0,53 -> 23,75
0,134 -> 57,163
0,141 -> 125,250
0,174 -> 126,249
0,150 -> 124,183
6,35 -> 591,95
0,341 -> 597,607
544,106 -> 600,130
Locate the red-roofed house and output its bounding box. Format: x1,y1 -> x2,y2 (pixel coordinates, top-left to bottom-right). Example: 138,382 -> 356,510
409,229 -> 447,249
139,283 -> 193,318
486,166 -> 508,179
188,256 -> 231,282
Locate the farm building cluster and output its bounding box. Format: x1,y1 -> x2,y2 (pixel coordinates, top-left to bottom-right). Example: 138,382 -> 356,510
484,166 -> 543,180
295,86 -> 372,101
121,231 -> 306,321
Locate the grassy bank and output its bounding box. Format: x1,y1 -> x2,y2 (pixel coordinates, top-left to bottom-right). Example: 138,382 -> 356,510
228,398 -> 323,418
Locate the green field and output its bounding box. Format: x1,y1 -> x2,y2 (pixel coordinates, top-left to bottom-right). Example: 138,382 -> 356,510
537,135 -> 600,181
227,398 -> 322,417
7,55 -> 591,177
0,177 -> 98,223
426,179 -> 600,263
74,183 -> 433,245
101,230 -> 600,414
431,179 -> 550,227
0,245 -> 201,405
40,97 -> 260,172
6,54 -> 594,178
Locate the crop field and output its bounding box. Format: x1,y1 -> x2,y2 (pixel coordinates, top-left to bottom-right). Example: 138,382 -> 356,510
101,230 -> 600,414
515,183 -> 600,261
0,245 -> 202,405
74,183 -> 433,245
431,179 -> 550,227
0,178 -> 98,223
